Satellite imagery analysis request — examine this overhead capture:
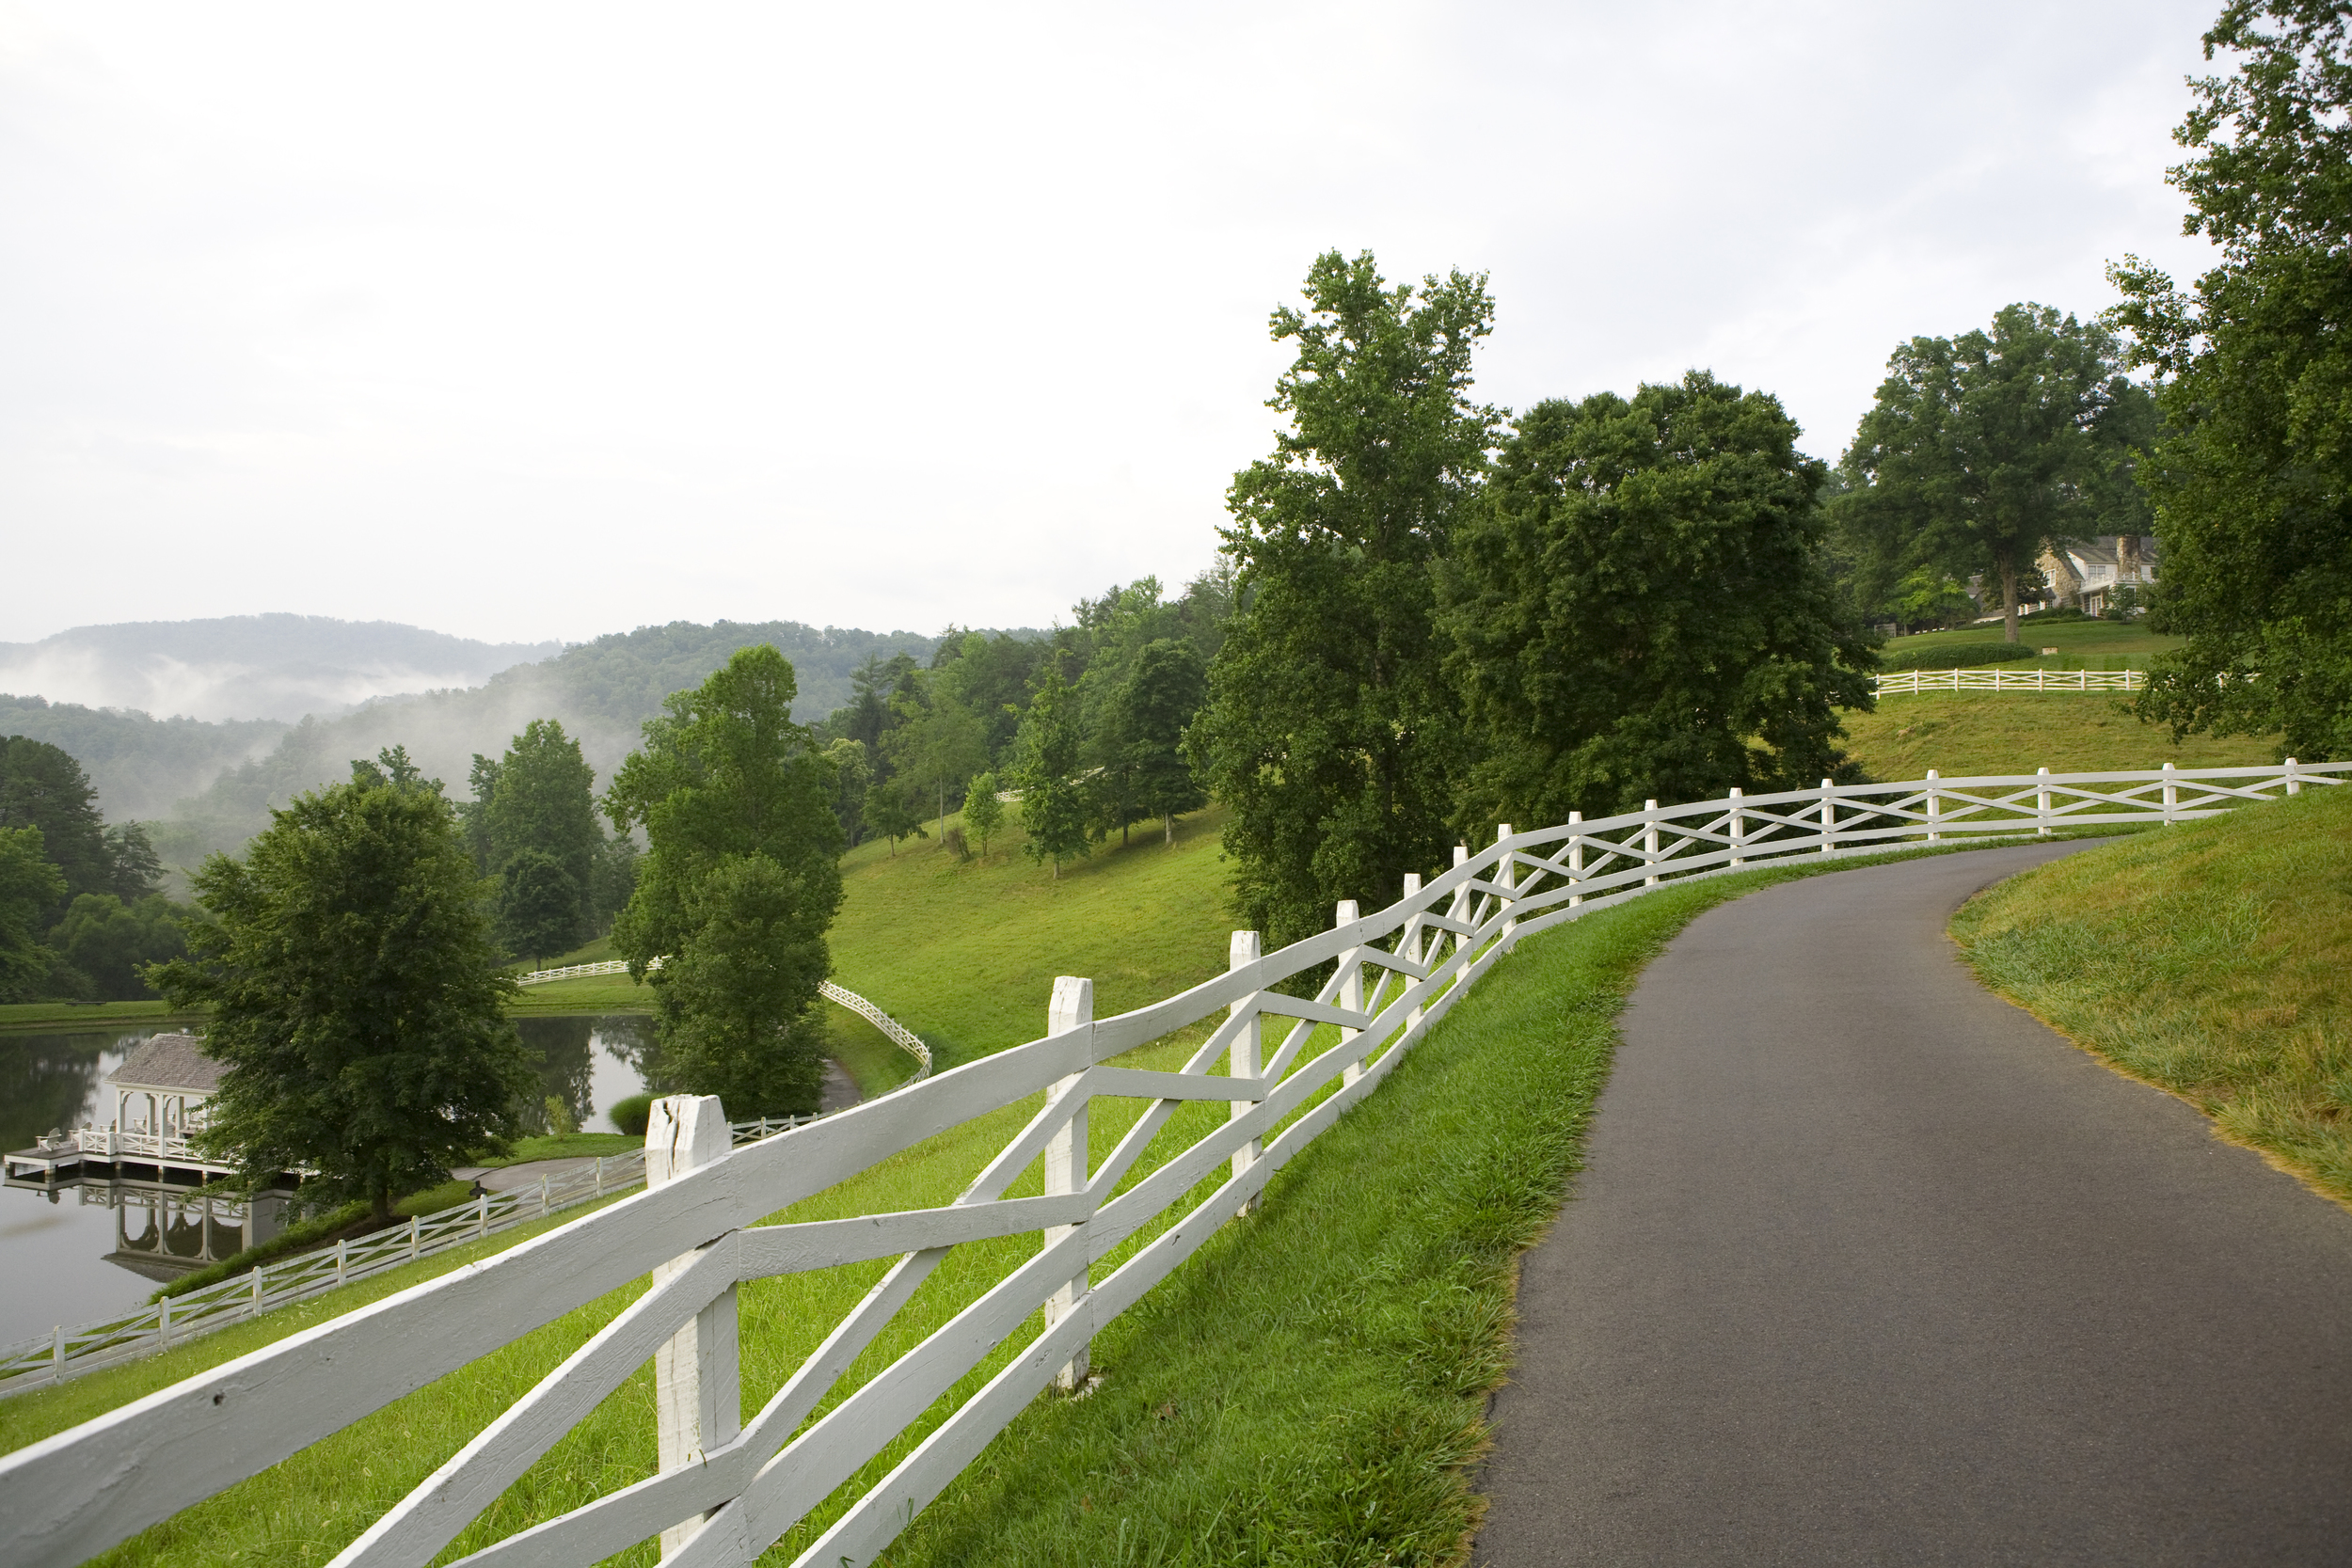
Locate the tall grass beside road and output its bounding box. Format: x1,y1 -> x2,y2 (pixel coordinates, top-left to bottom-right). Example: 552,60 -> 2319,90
1954,785 -> 2352,1206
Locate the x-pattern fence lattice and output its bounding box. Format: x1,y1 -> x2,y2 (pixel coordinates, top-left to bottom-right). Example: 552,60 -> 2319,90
3,762 -> 2343,1568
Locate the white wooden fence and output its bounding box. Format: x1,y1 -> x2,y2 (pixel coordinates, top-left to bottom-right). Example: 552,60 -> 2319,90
1875,666 -> 2144,694
0,1118 -> 821,1399
4,761 -> 2343,1568
515,963 -> 931,1080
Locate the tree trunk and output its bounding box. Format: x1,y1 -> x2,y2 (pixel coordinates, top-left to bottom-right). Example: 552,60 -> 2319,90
2000,560 -> 2021,643
1164,813 -> 1174,845
372,1183 -> 393,1227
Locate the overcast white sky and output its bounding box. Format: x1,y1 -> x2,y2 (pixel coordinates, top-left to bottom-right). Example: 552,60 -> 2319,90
1,1 -> 2226,648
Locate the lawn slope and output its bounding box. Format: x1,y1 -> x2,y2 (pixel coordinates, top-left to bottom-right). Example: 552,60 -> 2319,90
1841,692 -> 2280,782
1953,783 -> 2352,1207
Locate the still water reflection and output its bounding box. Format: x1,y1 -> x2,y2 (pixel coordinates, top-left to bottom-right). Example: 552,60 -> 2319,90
0,1016 -> 652,1349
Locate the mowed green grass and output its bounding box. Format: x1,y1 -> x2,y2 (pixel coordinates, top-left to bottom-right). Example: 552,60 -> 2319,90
1884,615 -> 2184,669
1841,691 -> 2282,782
1953,782 -> 2352,1209
820,806 -> 1240,1089
514,808 -> 1239,1098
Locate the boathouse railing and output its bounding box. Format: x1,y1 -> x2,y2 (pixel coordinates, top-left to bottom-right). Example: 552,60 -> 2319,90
0,1117 -> 820,1398
2,762 -> 2343,1568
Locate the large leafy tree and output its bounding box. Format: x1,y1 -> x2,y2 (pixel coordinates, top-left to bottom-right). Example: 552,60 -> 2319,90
1115,638 -> 1208,844
1012,665 -> 1090,878
603,644 -> 844,1117
1187,251 -> 1497,945
0,827 -> 64,1002
151,760 -> 533,1223
483,719 -> 602,952
884,681 -> 987,841
2109,0 -> 2352,759
1836,303 -> 2150,643
0,736 -> 112,916
1442,372 -> 1876,829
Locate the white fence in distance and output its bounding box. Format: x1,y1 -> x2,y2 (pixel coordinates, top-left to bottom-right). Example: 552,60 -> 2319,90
1875,666 -> 2144,694
0,1117 -> 823,1399
5,761 -> 2344,1568
515,962 -> 931,1081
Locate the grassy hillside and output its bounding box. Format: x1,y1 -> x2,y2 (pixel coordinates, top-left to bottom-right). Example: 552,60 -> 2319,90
1841,692 -> 2281,781
1953,783 -> 2352,1207
519,806 -> 1243,1094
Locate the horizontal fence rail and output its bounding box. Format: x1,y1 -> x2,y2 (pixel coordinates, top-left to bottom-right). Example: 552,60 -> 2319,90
3,762 -> 2342,1568
1875,666 -> 2145,694
515,963 -> 930,1079
0,1118 -> 821,1399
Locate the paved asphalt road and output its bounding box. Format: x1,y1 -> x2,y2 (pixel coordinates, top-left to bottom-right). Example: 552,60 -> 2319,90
1474,843 -> 2352,1566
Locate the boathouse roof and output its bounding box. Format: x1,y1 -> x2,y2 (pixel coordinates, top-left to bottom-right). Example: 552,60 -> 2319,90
111,1034 -> 226,1095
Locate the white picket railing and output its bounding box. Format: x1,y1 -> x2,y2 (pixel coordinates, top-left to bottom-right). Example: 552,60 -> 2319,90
515,962 -> 931,1080
1875,666 -> 2145,694
4,761 -> 2342,1568
0,1117 -> 822,1399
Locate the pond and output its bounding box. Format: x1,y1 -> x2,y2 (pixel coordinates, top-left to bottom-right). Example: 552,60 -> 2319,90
0,1015 -> 655,1352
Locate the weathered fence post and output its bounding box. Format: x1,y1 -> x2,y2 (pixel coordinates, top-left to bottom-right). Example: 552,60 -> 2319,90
249,1266 -> 262,1319
1335,901 -> 1364,1086
1820,779 -> 1836,853
1643,801 -> 1661,886
158,1294 -> 171,1347
476,1190 -> 488,1240
1229,931 -> 1263,1216
2163,761 -> 2178,824
52,1325 -> 64,1375
646,1095 -> 739,1560
2037,767 -> 2052,836
1567,813 -> 1583,906
1043,976 -> 1093,1390
1926,769 -> 1942,842
335,1238 -> 347,1288
539,1174 -> 550,1216
1728,789 -> 1745,867
408,1213 -> 421,1263
2286,757 -> 2301,797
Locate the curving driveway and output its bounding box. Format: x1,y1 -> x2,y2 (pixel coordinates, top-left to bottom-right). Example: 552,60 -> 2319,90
1474,842 -> 2352,1566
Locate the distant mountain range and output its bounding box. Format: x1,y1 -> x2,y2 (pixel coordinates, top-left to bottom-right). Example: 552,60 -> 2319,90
0,614 -> 563,724
0,614 -> 1044,866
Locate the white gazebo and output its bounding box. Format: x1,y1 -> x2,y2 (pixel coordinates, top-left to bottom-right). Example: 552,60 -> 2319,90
108,1033 -> 226,1150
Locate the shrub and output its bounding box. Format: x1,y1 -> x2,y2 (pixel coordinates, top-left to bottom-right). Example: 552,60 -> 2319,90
1880,641 -> 2041,672
607,1093 -> 654,1137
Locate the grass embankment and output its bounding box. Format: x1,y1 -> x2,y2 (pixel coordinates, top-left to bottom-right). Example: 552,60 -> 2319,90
1841,693 -> 2281,782
8,837 -> 2058,1568
152,1132 -> 643,1299
1883,615 -> 2182,669
513,809 -> 1237,1098
0,1001 -> 199,1036
1954,784 -> 2352,1209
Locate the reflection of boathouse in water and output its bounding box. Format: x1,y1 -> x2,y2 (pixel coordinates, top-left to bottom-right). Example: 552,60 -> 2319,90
1,1033 -> 294,1280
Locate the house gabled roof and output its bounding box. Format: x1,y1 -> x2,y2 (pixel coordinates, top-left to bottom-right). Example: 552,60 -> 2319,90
110,1033 -> 226,1095
2059,535 -> 2160,570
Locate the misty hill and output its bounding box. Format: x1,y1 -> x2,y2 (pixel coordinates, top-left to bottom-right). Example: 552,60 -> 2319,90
152,619 -> 949,864
0,614 -> 563,724
0,695 -> 288,821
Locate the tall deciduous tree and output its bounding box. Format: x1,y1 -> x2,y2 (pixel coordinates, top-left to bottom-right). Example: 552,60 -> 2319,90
0,736 -> 111,917
0,827 -> 64,1002
2110,0 -> 2352,759
962,771 -> 1004,861
150,764 -> 533,1223
1442,372 -> 1876,829
1013,665 -> 1090,878
51,893 -> 186,1001
1187,251 -> 1497,945
497,848 -> 580,969
485,719 -> 602,951
603,644 -> 844,1117
1116,639 -> 1208,844
1836,303 -> 2147,643
885,683 -> 988,841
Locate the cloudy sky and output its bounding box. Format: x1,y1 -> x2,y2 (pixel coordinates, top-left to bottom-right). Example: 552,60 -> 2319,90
2,1 -> 2226,648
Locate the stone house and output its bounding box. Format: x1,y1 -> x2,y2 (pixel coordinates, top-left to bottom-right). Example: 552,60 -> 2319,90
2037,535 -> 2159,616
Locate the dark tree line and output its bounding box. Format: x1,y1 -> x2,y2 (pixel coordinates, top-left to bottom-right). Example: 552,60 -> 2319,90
0,735 -> 183,1001
806,572 -> 1227,868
